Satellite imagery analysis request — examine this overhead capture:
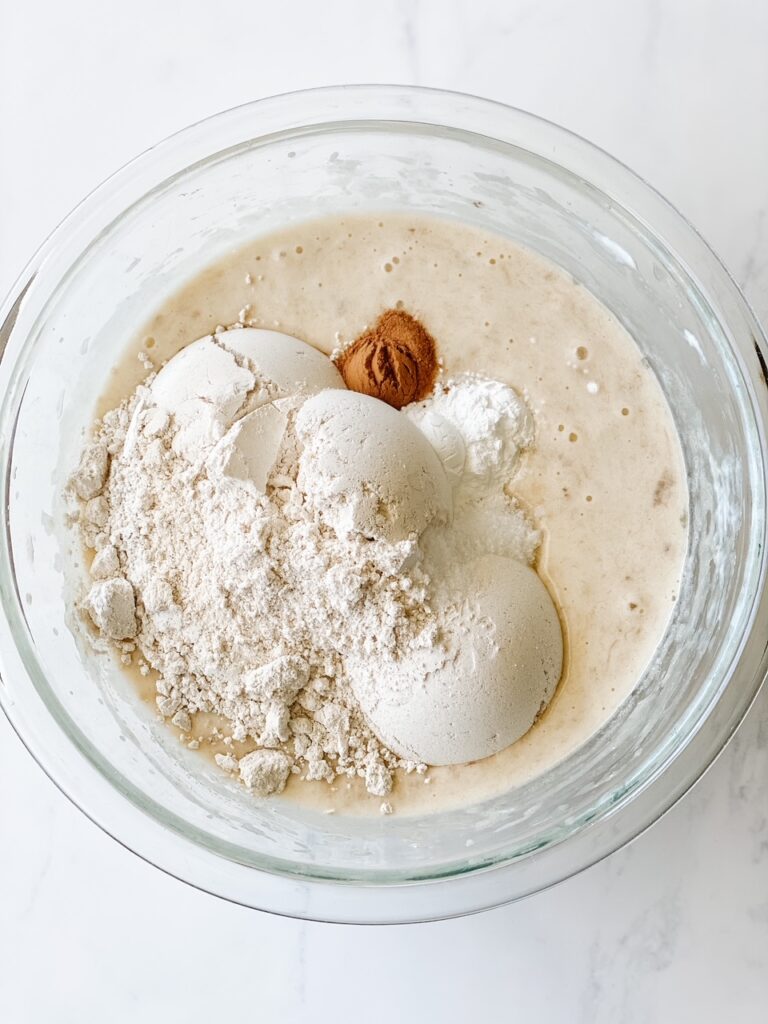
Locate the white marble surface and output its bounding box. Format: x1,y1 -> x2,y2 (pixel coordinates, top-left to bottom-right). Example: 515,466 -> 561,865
1,1 -> 768,1020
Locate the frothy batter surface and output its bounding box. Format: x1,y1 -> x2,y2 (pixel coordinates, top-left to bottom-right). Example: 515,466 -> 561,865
101,214 -> 687,815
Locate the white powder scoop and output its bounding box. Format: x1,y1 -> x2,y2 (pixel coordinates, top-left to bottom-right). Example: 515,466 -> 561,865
147,328 -> 346,485
350,554 -> 563,765
295,389 -> 452,544
222,328 -> 344,394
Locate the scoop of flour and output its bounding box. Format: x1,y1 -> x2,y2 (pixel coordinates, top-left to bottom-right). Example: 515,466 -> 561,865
150,329 -> 343,464
408,373 -> 540,564
221,328 -> 344,393
348,554 -> 563,765
405,374 -> 534,495
295,389 -> 452,544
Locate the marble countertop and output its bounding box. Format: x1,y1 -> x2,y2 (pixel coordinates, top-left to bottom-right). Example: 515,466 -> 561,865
1,1 -> 767,1020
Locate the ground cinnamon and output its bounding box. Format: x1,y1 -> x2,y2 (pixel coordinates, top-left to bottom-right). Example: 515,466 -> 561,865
335,309 -> 439,409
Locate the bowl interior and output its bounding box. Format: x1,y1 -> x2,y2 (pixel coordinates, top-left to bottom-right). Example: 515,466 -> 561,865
1,96 -> 766,888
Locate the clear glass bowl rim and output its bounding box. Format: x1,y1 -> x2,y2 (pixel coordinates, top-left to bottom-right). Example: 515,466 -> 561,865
1,84 -> 767,923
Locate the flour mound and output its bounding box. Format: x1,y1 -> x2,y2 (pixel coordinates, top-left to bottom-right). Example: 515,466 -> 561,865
72,344 -> 539,799
75,378 -> 438,796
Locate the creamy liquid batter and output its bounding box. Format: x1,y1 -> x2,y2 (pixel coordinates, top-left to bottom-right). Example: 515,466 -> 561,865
101,214 -> 688,815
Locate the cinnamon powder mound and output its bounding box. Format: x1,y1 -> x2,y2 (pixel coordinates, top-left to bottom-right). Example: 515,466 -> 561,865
336,309 -> 439,409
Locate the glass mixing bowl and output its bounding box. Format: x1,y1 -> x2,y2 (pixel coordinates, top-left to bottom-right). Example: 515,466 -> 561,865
1,86 -> 767,923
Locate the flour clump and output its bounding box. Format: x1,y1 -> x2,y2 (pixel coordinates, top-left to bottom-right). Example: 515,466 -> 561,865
86,577 -> 137,640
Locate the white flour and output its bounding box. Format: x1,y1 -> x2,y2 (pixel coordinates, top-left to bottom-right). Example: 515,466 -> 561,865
405,376 -> 539,569
73,342 -> 538,800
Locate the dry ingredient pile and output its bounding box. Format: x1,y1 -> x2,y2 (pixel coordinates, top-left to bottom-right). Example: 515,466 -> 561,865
72,311 -> 562,804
